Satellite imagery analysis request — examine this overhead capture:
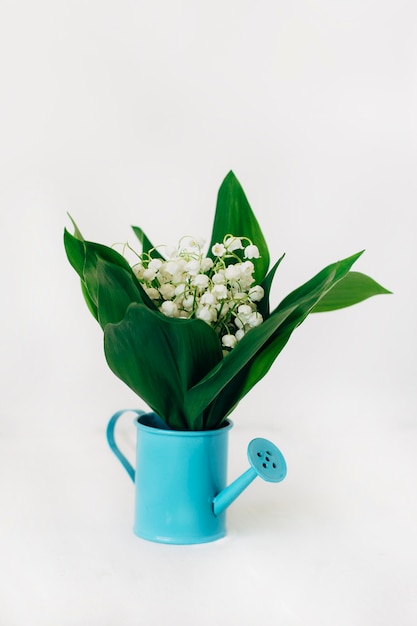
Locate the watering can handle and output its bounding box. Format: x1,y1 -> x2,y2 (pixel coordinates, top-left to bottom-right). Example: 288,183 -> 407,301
106,409 -> 146,482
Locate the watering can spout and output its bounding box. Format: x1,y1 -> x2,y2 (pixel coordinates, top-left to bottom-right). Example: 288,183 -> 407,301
212,438 -> 287,517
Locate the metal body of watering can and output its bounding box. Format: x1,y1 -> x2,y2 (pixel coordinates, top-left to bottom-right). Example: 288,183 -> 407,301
106,409 -> 287,544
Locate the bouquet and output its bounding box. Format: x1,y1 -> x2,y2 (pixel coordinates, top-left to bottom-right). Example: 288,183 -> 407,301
64,171 -> 390,430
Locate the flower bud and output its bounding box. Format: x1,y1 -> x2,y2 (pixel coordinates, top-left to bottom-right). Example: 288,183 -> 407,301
212,284 -> 228,300
185,259 -> 200,276
200,292 -> 216,306
192,274 -> 210,290
244,244 -> 260,259
222,334 -> 237,348
145,287 -> 160,300
235,329 -> 245,342
212,271 -> 226,284
196,306 -> 217,323
159,283 -> 176,299
248,312 -> 263,327
143,268 -> 157,281
237,304 -> 253,317
201,257 -> 214,272
160,301 -> 179,317
248,285 -> 264,302
148,258 -> 163,272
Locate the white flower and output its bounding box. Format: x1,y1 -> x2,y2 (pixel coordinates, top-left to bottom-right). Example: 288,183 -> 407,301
192,274 -> 210,290
185,259 -> 201,276
248,285 -> 264,302
160,301 -> 179,317
196,306 -> 217,323
180,236 -> 204,252
241,260 -> 255,276
225,264 -> 241,281
212,284 -> 228,300
244,244 -> 260,259
212,271 -> 226,284
235,328 -> 245,342
161,261 -> 176,276
230,290 -> 246,300
159,283 -> 176,299
239,277 -> 253,291
212,243 -> 226,257
247,311 -> 263,327
237,304 -> 253,317
238,262 -> 255,289
145,287 -> 160,300
134,263 -> 145,279
182,295 -> 195,311
234,317 -> 243,329
200,292 -> 216,306
164,260 -> 181,275
128,232 -> 265,351
225,236 -> 243,252
201,257 -> 214,272
216,301 -> 229,316
222,334 -> 237,349
148,258 -> 163,272
143,267 -> 157,281
174,282 -> 187,297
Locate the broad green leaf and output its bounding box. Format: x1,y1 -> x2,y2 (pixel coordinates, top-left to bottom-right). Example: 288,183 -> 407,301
131,225 -> 165,259
64,229 -> 98,320
82,240 -> 134,308
227,253 -> 368,410
64,228 -> 86,279
187,251 -> 364,428
64,228 -> 154,323
208,171 -> 270,283
96,259 -> 151,328
104,303 -> 223,430
311,271 -> 392,312
81,280 -> 98,319
199,306 -> 299,429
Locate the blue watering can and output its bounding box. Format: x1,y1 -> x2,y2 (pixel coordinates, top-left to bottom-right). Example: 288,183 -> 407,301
107,409 -> 287,544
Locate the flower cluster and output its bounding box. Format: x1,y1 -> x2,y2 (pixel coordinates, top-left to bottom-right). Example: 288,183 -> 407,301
131,235 -> 265,351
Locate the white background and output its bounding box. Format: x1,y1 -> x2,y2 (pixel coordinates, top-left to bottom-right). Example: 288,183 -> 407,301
0,1 -> 416,624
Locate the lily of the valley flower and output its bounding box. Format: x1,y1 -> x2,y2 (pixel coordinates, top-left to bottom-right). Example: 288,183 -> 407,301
131,234 -> 265,350
211,243 -> 226,257
224,236 -> 243,252
244,244 -> 260,259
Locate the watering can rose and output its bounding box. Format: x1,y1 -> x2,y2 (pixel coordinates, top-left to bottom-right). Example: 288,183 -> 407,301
64,171 -> 391,430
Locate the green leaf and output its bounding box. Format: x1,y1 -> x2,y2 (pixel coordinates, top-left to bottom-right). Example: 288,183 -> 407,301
64,227 -> 152,323
233,253 -> 368,404
131,225 -> 165,259
194,304 -> 299,429
96,259 -> 151,328
257,253 -> 285,319
64,229 -> 98,320
81,280 -> 98,319
64,228 -> 86,279
186,251 -> 364,428
104,304 -> 223,430
311,271 -> 392,312
67,213 -> 84,240
82,240 -> 134,308
208,171 -> 270,283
